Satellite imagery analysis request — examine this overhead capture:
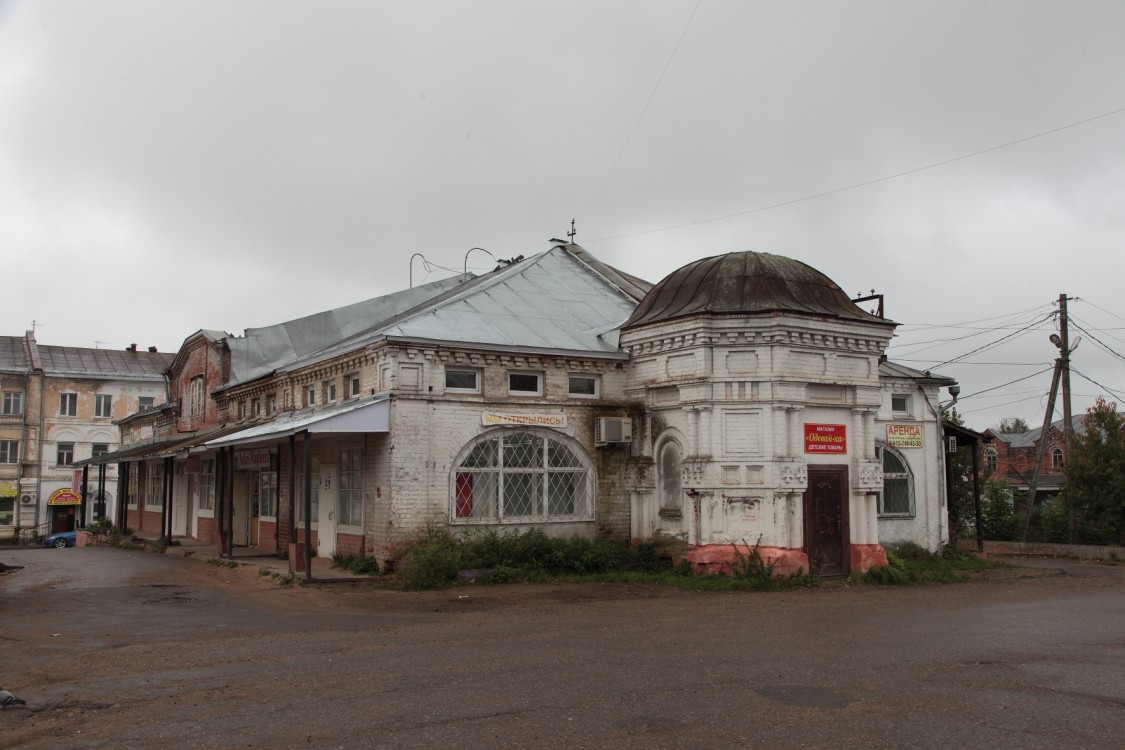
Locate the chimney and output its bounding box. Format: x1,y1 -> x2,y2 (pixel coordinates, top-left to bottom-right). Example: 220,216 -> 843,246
148,346 -> 158,353
127,344 -> 137,352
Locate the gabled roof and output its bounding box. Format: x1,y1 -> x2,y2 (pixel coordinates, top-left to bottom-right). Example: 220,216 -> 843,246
879,359 -> 956,386
217,244 -> 649,385
988,414 -> 1098,448
377,245 -> 644,357
0,333 -> 172,379
222,274 -> 473,389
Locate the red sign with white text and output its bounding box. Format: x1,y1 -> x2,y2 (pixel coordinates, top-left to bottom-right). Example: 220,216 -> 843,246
804,423 -> 847,454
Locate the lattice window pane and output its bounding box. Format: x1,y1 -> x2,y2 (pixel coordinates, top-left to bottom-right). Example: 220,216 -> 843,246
463,438 -> 498,468
548,471 -> 588,516
503,434 -> 543,469
882,449 -> 907,474
882,477 -> 911,514
456,471 -> 497,518
547,439 -> 582,468
503,472 -> 540,517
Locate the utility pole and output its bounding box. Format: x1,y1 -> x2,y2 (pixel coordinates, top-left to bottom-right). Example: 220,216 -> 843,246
1019,358 -> 1062,540
1058,293 -> 1076,543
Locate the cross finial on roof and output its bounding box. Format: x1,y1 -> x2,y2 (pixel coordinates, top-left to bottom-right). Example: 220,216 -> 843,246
568,218 -> 576,243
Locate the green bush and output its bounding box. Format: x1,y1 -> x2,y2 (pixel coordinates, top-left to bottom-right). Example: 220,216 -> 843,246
394,527 -> 674,589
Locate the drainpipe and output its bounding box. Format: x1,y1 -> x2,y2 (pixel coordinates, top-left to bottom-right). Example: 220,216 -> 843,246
33,371 -> 46,532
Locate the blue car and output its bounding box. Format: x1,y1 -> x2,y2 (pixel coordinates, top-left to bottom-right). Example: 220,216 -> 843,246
43,531 -> 77,548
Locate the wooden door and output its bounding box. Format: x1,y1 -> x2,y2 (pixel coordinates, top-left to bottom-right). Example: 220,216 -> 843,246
804,466 -> 849,576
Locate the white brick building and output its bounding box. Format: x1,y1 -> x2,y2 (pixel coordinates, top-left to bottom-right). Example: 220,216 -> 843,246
85,243 -> 954,575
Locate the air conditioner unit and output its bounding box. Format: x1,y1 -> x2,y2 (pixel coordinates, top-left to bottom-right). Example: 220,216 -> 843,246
595,417 -> 632,446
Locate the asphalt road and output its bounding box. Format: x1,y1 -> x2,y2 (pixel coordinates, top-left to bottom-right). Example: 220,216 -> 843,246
1,546 -> 1123,749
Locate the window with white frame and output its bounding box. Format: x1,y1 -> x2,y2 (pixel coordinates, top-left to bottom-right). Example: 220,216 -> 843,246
92,443 -> 110,459
304,385 -> 316,407
323,381 -> 337,403
295,457 -> 320,524
145,461 -> 164,508
876,444 -> 914,516
568,374 -> 600,398
138,396 -> 155,412
890,394 -> 912,415
984,448 -> 997,472
2,391 -> 23,415
198,458 -> 215,512
237,401 -> 247,420
265,395 -> 277,414
508,372 -> 542,396
59,392 -> 77,417
94,394 -> 113,418
348,374 -> 361,397
1051,446 -> 1064,470
453,430 -> 594,522
260,470 -> 278,519
189,376 -> 204,417
0,440 -> 18,464
56,442 -> 74,466
338,448 -> 363,527
445,368 -> 480,393
252,399 -> 261,417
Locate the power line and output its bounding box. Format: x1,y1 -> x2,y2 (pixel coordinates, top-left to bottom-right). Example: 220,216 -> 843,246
1071,368 -> 1125,403
1078,297 -> 1125,323
892,358 -> 1050,366
894,302 -> 1057,331
1070,320 -> 1125,363
582,0 -> 702,221
889,310 -> 1052,351
929,313 -> 1057,368
585,104 -> 1125,243
957,367 -> 1055,401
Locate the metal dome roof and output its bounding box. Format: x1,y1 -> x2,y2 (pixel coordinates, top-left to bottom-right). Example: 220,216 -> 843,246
623,251 -> 888,329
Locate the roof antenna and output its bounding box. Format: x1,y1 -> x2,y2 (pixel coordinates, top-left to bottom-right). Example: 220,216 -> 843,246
568,218 -> 577,243
464,247 -> 494,275
409,253 -> 426,288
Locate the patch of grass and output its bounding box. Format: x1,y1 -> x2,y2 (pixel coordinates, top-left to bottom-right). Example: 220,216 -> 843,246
225,561 -> 239,569
259,567 -> 271,576
860,544 -> 1001,585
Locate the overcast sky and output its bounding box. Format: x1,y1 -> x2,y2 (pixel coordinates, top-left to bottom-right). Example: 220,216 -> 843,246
2,0 -> 1123,431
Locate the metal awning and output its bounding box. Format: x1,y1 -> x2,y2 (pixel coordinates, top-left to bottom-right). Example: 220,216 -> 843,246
202,395 -> 390,449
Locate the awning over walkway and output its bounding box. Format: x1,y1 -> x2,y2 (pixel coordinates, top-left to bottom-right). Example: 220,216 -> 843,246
202,395 -> 390,449
73,423 -> 259,467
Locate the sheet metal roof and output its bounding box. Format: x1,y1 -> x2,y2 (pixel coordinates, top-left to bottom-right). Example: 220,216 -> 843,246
204,395 -> 390,448
223,275 -> 472,388
625,251 -> 890,329
879,360 -> 956,386
379,246 -> 643,356
0,335 -> 173,379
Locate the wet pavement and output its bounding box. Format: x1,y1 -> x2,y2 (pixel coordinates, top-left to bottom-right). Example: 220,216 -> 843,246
1,546 -> 1123,749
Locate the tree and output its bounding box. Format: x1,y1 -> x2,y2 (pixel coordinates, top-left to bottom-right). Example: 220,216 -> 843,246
944,409 -> 976,539
1064,398 -> 1125,544
996,416 -> 1030,434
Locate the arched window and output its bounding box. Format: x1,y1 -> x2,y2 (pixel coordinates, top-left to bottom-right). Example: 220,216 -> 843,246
984,448 -> 997,473
876,444 -> 914,517
452,430 -> 594,522
658,438 -> 683,511
1051,446 -> 1064,470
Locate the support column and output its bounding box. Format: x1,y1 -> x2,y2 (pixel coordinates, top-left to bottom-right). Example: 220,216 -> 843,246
787,406 -> 804,457
772,405 -> 789,458
697,405 -> 712,457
